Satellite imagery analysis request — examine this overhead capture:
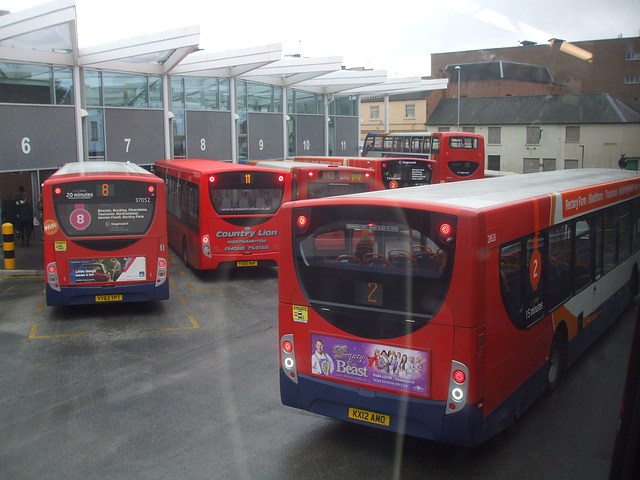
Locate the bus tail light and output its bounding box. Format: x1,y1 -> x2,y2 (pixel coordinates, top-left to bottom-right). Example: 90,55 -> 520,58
294,208 -> 310,233
278,175 -> 285,182
202,235 -> 211,258
156,258 -> 168,286
446,360 -> 469,415
46,262 -> 61,292
281,334 -> 298,384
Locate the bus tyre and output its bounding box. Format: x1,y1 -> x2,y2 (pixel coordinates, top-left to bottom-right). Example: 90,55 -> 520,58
546,329 -> 566,395
182,239 -> 189,268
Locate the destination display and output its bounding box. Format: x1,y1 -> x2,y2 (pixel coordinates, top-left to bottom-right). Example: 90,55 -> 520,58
52,180 -> 156,237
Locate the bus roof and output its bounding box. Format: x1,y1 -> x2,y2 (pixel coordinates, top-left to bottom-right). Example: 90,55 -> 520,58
252,161 -> 368,172
312,169 -> 639,212
53,161 -> 154,177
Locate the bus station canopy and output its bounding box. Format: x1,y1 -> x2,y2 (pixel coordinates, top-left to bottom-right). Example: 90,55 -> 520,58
0,0 -> 447,97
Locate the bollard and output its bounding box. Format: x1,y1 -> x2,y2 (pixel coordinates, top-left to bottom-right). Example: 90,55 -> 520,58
2,223 -> 16,270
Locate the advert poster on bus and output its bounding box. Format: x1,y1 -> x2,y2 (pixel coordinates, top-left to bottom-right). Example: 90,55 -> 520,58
69,257 -> 146,284
310,334 -> 429,396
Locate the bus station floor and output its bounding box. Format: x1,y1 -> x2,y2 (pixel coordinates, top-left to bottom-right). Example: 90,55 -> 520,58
0,238 -> 45,276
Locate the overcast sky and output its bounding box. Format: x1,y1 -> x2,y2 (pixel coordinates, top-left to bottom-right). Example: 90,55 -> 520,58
3,0 -> 640,77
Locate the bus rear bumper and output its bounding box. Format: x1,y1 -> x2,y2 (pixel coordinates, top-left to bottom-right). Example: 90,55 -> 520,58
280,370 -> 484,446
46,281 -> 169,306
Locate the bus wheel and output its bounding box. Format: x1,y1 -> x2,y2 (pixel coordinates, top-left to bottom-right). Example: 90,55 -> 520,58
182,238 -> 189,267
546,329 -> 566,395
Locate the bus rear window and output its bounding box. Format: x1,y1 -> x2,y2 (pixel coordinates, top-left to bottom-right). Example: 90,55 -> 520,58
449,136 -> 479,149
307,182 -> 369,198
293,205 -> 456,339
209,171 -> 285,215
52,180 -> 156,237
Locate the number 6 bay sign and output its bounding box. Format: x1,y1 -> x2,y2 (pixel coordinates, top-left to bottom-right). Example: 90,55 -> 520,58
0,105 -> 76,170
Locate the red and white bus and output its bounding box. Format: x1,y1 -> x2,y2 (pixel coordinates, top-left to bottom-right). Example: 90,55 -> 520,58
361,131 -> 485,182
248,161 -> 379,198
43,162 -> 169,306
279,168 -> 640,446
154,159 -> 290,270
294,156 -> 435,189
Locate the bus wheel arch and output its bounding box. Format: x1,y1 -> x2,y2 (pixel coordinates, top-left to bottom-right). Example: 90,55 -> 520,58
546,324 -> 567,395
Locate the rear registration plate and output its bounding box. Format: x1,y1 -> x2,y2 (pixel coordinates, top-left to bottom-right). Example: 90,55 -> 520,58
237,261 -> 258,267
348,407 -> 390,426
95,294 -> 123,302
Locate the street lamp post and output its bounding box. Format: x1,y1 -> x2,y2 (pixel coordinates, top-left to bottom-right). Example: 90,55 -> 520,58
455,66 -> 461,130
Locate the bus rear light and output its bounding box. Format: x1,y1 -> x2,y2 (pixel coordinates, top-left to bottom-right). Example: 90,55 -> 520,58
46,262 -> 61,292
297,215 -> 308,228
202,235 -> 211,258
453,370 -> 466,384
54,187 -> 62,195
278,175 -> 285,182
156,258 -> 168,286
446,360 -> 469,415
148,185 -> 155,194
440,223 -> 452,236
308,171 -> 314,178
209,175 -> 216,183
280,334 -> 298,384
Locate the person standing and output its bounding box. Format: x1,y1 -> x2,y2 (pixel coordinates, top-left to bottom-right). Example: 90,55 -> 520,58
14,186 -> 33,246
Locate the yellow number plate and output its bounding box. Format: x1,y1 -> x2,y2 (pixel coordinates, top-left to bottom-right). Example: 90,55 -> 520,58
348,407 -> 390,426
95,294 -> 123,302
237,261 -> 258,267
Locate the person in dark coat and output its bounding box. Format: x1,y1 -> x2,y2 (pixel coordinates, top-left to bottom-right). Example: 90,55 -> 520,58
14,186 -> 34,247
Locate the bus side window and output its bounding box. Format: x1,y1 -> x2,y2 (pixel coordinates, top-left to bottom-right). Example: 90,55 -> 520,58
500,241 -> 523,313
573,218 -> 593,291
547,223 -> 572,310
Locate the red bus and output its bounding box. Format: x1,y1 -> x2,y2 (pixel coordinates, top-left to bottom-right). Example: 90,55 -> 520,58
279,168 -> 640,446
294,156 -> 435,189
362,131 -> 485,182
43,162 -> 169,306
154,159 -> 290,270
248,161 -> 379,198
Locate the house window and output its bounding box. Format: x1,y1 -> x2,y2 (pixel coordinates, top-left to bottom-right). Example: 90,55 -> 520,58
462,127 -> 475,133
405,104 -> 415,118
565,159 -> 579,169
526,126 -> 541,145
488,127 -> 501,144
438,127 -> 450,132
565,126 -> 580,142
370,105 -> 380,119
487,155 -> 500,171
625,75 -> 640,85
626,52 -> 640,60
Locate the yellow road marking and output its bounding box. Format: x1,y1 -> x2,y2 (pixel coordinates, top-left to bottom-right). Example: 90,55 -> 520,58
37,300 -> 44,313
140,315 -> 200,332
169,278 -> 176,288
178,294 -> 186,306
28,324 -> 91,339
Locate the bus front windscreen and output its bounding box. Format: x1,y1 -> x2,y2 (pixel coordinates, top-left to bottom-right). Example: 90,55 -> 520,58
52,180 -> 157,237
293,205 -> 456,339
209,171 -> 284,216
380,159 -> 432,188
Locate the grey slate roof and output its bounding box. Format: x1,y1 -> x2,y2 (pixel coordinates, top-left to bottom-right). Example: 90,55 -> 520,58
426,94 -> 640,126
